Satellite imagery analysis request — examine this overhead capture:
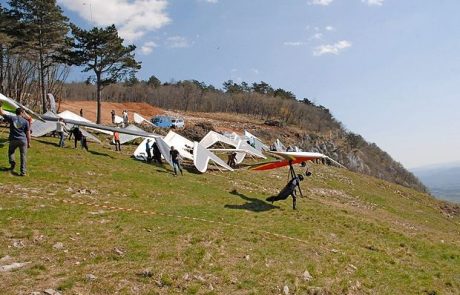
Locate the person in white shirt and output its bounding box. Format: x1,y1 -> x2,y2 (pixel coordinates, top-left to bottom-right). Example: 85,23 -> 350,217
56,118 -> 67,148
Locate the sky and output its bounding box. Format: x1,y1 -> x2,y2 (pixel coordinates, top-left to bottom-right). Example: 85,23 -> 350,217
3,0 -> 460,169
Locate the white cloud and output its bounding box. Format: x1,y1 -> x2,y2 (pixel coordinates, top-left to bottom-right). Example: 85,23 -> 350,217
308,0 -> 334,6
283,41 -> 306,46
140,41 -> 157,55
165,36 -> 189,48
362,0 -> 384,6
310,32 -> 323,40
325,26 -> 335,31
58,0 -> 171,42
313,40 -> 352,56
203,0 -> 218,3
251,68 -> 260,75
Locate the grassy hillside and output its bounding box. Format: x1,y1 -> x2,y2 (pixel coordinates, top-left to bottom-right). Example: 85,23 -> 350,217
0,131 -> 459,294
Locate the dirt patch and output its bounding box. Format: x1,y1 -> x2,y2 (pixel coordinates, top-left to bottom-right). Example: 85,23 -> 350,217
59,101 -> 165,124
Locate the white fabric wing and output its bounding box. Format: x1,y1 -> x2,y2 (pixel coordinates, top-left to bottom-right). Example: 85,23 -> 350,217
163,131 -> 194,160
193,142 -> 233,173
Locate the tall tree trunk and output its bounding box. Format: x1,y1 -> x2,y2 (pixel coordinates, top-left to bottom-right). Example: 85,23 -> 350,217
39,48 -> 46,113
96,72 -> 102,124
0,45 -> 4,94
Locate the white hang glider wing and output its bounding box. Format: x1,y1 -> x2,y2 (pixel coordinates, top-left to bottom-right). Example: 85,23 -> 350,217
200,130 -> 266,164
47,93 -> 57,113
118,125 -> 146,144
58,110 -> 112,135
200,131 -> 239,149
31,111 -> 58,137
244,130 -> 269,152
41,114 -> 159,139
0,92 -> 44,121
274,139 -> 287,152
133,112 -> 154,126
163,131 -> 194,160
114,115 -> 123,124
133,137 -> 173,167
193,142 -> 233,173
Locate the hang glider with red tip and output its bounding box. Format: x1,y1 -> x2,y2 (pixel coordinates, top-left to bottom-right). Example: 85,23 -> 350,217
251,151 -> 346,171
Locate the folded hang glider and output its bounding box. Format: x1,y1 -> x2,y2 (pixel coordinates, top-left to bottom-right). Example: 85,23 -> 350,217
200,131 -> 266,164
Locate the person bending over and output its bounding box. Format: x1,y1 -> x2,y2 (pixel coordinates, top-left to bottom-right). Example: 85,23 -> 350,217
266,174 -> 304,210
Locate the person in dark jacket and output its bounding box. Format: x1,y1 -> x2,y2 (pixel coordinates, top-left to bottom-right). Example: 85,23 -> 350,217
68,126 -> 83,149
170,146 -> 183,176
266,174 -> 304,210
152,141 -> 162,164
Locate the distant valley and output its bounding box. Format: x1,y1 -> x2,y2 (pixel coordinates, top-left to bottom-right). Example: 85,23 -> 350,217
412,163 -> 460,203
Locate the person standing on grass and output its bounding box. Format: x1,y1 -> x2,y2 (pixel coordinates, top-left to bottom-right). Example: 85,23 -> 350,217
111,110 -> 116,124
145,139 -> 152,162
170,146 -> 183,176
56,118 -> 67,147
152,141 -> 162,164
113,131 -> 121,151
0,102 -> 31,176
68,126 -> 83,149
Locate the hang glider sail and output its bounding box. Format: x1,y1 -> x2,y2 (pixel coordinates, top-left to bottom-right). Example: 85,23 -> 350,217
0,93 -> 43,121
200,131 -> 266,164
244,130 -> 269,152
163,131 -> 194,160
194,142 -> 233,173
133,112 -> 154,126
118,125 -> 146,144
251,151 -> 345,171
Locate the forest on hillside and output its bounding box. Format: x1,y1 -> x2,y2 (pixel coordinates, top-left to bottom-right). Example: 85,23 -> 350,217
0,1 -> 426,192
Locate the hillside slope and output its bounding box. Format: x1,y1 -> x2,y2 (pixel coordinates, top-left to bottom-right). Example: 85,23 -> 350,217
0,131 -> 458,294
62,81 -> 428,193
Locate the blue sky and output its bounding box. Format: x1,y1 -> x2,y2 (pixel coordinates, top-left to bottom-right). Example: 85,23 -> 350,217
4,0 -> 460,168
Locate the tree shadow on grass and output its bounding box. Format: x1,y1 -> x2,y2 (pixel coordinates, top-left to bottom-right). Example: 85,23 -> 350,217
224,189 -> 279,212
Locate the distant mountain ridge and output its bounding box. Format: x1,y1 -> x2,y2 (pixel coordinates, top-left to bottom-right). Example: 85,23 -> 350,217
412,164 -> 460,203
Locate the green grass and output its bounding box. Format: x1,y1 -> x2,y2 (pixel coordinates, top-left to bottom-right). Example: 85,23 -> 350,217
0,131 -> 459,294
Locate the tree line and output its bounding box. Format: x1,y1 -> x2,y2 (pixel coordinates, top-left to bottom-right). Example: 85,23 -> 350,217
0,0 -> 140,123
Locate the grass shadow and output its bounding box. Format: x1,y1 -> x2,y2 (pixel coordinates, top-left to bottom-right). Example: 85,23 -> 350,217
35,139 -> 60,147
224,189 -> 279,212
88,150 -> 114,158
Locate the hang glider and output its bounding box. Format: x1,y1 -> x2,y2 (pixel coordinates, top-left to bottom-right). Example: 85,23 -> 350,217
194,142 -> 233,173
134,133 -> 233,173
163,131 -> 194,160
41,114 -> 159,139
133,112 -> 154,126
118,124 -> 147,144
200,131 -> 266,164
244,130 -> 269,152
0,93 -> 43,121
114,115 -> 123,124
251,151 -> 345,171
57,110 -> 113,135
31,111 -> 100,143
47,93 -> 57,113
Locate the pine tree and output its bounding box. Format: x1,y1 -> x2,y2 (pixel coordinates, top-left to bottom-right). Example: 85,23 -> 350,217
66,24 -> 141,123
9,0 -> 69,112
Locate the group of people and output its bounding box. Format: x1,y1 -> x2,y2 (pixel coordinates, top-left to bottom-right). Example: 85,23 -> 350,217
0,103 -> 305,209
143,140 -> 183,176
56,118 -> 88,151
